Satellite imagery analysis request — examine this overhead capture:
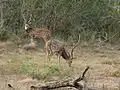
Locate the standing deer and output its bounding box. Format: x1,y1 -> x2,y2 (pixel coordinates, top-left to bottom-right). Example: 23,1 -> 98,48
22,13 -> 51,45
45,35 -> 80,67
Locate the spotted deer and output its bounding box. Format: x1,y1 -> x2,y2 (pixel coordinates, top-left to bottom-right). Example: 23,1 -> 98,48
45,35 -> 80,67
22,13 -> 51,45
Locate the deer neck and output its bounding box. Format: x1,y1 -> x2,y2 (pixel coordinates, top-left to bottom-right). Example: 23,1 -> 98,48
25,27 -> 33,33
61,48 -> 70,60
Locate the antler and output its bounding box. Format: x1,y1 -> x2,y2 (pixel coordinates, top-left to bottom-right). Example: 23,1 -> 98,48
70,34 -> 81,59
22,13 -> 27,24
28,13 -> 32,24
22,10 -> 32,25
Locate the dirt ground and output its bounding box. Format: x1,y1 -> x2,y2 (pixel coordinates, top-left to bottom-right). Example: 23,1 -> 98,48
0,41 -> 120,90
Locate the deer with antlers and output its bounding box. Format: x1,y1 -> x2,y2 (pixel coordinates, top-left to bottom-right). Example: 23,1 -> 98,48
22,13 -> 51,45
45,35 -> 80,67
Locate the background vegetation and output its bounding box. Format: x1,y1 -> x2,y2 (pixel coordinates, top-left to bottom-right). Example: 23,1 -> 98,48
0,1 -> 120,89
0,0 -> 120,44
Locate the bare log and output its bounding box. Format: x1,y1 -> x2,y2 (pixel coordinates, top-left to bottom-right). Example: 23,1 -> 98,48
30,66 -> 89,90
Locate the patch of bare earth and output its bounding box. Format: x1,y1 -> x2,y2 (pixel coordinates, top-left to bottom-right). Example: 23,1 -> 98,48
0,41 -> 120,90
0,75 -> 38,90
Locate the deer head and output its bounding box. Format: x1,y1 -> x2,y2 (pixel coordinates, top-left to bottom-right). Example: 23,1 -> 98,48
22,12 -> 51,43
22,12 -> 32,32
61,35 -> 80,67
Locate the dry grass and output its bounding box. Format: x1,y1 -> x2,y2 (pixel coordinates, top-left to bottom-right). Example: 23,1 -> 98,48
0,41 -> 120,90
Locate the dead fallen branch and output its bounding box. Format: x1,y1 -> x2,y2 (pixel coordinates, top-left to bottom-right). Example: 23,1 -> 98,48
30,66 -> 89,90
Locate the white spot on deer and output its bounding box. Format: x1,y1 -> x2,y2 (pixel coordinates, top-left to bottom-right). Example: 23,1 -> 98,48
25,24 -> 29,30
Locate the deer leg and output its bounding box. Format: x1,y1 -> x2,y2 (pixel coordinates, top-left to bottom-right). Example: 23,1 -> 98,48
46,46 -> 54,62
30,36 -> 34,43
57,54 -> 61,66
46,47 -> 51,62
53,50 -> 61,66
58,50 -> 63,66
46,52 -> 50,62
43,36 -> 48,49
46,51 -> 49,63
58,55 -> 60,64
30,35 -> 34,42
49,51 -> 53,61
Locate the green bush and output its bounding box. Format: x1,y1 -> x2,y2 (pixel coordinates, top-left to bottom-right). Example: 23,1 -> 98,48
111,69 -> 120,77
19,60 -> 61,80
0,0 -> 120,43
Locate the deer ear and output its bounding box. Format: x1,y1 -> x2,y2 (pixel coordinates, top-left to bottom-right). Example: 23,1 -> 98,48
28,21 -> 32,25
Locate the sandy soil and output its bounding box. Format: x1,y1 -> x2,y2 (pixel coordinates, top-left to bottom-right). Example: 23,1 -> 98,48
0,41 -> 120,90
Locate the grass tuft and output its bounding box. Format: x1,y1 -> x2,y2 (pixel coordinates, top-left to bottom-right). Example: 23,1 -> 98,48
111,69 -> 120,77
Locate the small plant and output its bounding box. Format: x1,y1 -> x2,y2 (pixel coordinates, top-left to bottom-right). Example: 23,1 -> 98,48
19,60 -> 61,80
46,65 -> 60,76
0,29 -> 9,41
101,60 -> 112,65
111,70 -> 120,77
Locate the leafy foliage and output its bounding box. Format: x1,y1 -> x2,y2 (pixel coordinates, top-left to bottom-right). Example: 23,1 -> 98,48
0,0 -> 120,43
